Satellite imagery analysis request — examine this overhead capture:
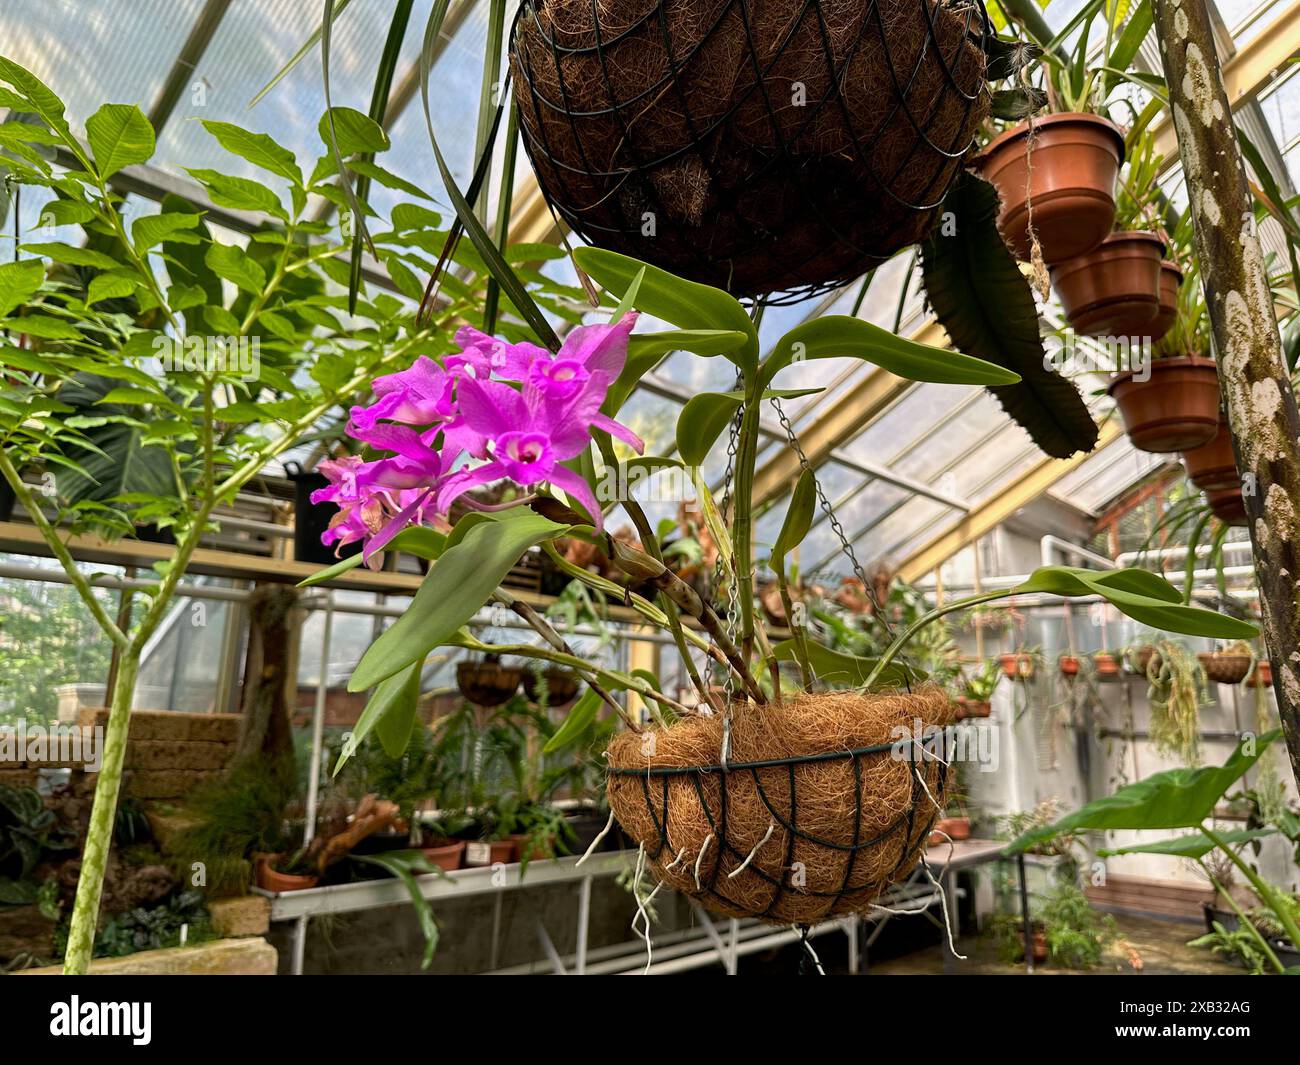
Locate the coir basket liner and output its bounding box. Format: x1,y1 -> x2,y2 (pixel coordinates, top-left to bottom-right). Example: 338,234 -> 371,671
606,687 -> 953,924
509,0 -> 990,299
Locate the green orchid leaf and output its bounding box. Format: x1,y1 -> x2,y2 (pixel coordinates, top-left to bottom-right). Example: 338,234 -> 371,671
774,640 -> 924,690
770,467 -> 817,577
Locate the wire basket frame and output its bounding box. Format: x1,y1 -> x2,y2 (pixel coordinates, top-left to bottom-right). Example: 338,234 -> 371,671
510,0 -> 992,301
608,733 -> 950,924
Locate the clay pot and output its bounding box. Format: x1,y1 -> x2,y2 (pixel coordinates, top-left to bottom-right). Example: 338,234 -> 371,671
965,700 -> 991,719
255,855 -> 319,893
521,667 -> 581,706
1197,652 -> 1252,686
1059,654 -> 1080,677
929,816 -> 971,846
508,833 -> 557,863
975,113 -> 1125,264
999,652 -> 1035,680
420,838 -> 467,872
456,660 -> 523,707
1108,355 -> 1220,453
1182,415 -> 1238,491
1207,485 -> 1248,526
1129,644 -> 1158,675
953,696 -> 968,721
1051,231 -> 1164,337
1094,653 -> 1122,680
1027,927 -> 1050,964
1150,260 -> 1184,342
1246,660 -> 1273,688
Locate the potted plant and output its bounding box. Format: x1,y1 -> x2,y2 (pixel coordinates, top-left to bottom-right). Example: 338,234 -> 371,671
999,648 -> 1039,681
958,659 -> 999,719
309,232 -> 1253,930
1059,652 -> 1081,677
254,849 -> 320,893
456,654 -> 523,707
1143,638 -> 1208,765
1093,650 -> 1123,680
1247,659 -> 1273,688
1198,641 -> 1254,686
521,666 -> 582,707
974,3 -> 1144,266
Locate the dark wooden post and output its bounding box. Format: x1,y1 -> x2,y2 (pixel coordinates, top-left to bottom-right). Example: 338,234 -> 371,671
1152,0 -> 1300,785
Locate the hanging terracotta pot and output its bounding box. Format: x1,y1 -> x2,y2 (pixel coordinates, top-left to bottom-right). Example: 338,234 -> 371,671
456,658 -> 523,707
1094,652 -> 1122,680
521,667 -> 582,706
965,699 -> 992,719
1108,355 -> 1220,453
1246,660 -> 1272,688
1128,644 -> 1159,675
1207,484 -> 1248,526
1059,654 -> 1080,677
999,652 -> 1035,680
974,113 -> 1125,264
1150,260 -> 1184,342
1051,231 -> 1164,337
1182,414 -> 1238,491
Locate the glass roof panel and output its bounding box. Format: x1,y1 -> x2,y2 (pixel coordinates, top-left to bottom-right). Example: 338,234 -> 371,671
1050,436 -> 1167,513
0,0 -> 202,120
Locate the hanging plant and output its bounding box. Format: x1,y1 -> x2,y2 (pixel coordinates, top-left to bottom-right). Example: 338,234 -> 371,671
1198,641 -> 1253,686
1145,638 -> 1209,765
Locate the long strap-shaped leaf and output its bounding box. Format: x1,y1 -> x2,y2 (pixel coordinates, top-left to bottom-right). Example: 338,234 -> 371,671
920,170 -> 1099,459
418,0 -> 560,351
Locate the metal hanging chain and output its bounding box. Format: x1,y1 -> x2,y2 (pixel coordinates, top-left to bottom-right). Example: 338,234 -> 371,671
712,367 -> 744,704
770,395 -> 897,641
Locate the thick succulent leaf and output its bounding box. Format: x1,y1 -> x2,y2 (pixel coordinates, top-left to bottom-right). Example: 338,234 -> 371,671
920,170 -> 1099,459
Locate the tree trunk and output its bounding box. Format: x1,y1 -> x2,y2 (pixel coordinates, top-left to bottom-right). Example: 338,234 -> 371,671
232,583 -> 300,776
1152,0 -> 1300,785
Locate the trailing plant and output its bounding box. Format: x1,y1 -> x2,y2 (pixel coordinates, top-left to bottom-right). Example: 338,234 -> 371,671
1144,637 -> 1209,765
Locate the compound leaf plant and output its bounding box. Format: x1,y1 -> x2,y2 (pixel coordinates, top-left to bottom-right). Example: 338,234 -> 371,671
0,60 -> 584,973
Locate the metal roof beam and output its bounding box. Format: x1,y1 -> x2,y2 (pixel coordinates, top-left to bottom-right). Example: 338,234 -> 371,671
147,0 -> 233,133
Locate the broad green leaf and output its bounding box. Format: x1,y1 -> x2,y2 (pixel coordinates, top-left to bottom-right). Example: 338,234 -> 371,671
773,640 -> 922,689
1098,827 -> 1275,860
1014,566 -> 1259,639
205,242 -> 267,294
186,168 -> 287,217
86,274 -> 136,307
0,259 -> 44,317
338,661 -> 421,770
676,392 -> 741,466
574,247 -> 757,370
349,511 -> 571,691
770,467 -> 817,576
348,850 -> 439,967
85,103 -> 154,178
297,526 -> 448,588
346,159 -> 432,200
317,106 -> 390,156
2,316 -> 79,340
201,120 -> 302,185
542,687 -> 601,753
22,242 -> 120,271
920,171 -> 1098,458
0,57 -> 72,142
132,211 -> 202,252
761,313 -> 1021,391
1005,731 -> 1281,852
627,328 -> 749,362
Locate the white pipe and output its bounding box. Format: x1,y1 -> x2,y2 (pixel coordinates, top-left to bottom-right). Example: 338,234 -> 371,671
1040,534 -> 1115,570
0,561 -> 252,601
1116,540 -> 1254,567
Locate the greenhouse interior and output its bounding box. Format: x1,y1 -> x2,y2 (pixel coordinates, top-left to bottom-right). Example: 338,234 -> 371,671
0,0 -> 1299,996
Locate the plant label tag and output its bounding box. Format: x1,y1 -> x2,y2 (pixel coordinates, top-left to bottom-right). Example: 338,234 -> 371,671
465,842 -> 493,866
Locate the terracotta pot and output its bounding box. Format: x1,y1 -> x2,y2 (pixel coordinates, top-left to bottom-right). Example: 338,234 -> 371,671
954,696 -> 968,721
255,855 -> 319,893
1059,655 -> 1080,677
1051,231 -> 1164,337
1129,644 -> 1158,675
456,660 -> 523,707
1150,260 -> 1183,342
1207,484 -> 1247,526
521,667 -> 581,705
1108,355 -> 1220,453
999,652 -> 1034,680
1028,928 -> 1049,964
1094,653 -> 1121,680
1182,415 -> 1238,491
507,832 -> 559,863
965,700 -> 991,718
420,838 -> 467,872
930,816 -> 971,846
1246,660 -> 1273,688
974,113 -> 1125,264
1197,652 -> 1252,685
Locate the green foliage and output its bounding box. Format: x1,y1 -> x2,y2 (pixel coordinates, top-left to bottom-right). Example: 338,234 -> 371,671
56,889 -> 212,960
1040,883 -> 1119,968
0,784 -> 75,898
1144,638 -> 1209,765
1189,920 -> 1276,975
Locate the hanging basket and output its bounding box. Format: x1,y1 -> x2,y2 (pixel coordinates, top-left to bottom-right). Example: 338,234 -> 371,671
1197,651 -> 1252,686
457,659 -> 523,707
606,688 -> 952,924
509,0 -> 991,299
